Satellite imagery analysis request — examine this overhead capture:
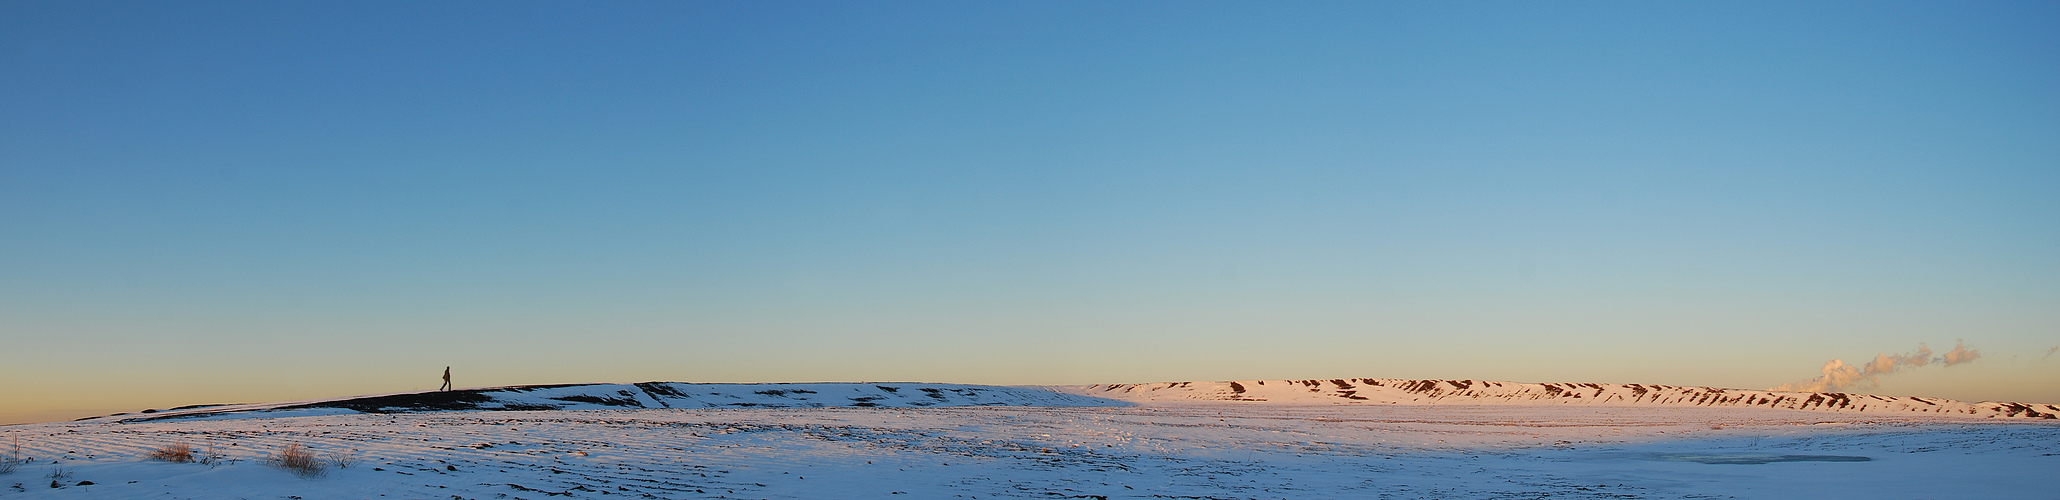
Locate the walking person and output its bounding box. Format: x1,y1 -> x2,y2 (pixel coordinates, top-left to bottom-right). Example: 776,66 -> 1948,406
440,366 -> 452,391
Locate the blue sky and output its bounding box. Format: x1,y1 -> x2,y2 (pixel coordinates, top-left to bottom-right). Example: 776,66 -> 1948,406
3,1 -> 2056,423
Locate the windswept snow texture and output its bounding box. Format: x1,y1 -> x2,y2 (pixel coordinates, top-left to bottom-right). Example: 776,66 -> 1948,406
78,383 -> 1125,423
3,405 -> 2055,499
1063,379 -> 2060,419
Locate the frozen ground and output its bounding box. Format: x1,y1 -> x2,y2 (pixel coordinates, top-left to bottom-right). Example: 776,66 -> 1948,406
3,401 -> 2055,499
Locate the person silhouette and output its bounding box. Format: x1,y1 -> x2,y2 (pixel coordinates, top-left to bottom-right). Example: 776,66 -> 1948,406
440,366 -> 452,391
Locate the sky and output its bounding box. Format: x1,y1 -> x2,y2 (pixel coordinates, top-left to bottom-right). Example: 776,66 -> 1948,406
3,1 -> 2057,425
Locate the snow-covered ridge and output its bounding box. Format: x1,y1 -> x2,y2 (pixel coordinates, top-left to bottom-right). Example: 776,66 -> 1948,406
74,378 -> 2060,424
79,382 -> 1129,423
1055,379 -> 2060,419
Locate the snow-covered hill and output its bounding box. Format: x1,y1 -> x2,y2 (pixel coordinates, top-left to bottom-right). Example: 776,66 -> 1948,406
20,404 -> 2060,499
23,379 -> 2059,499
1056,378 -> 2060,419
76,378 -> 2060,424
79,382 -> 1126,423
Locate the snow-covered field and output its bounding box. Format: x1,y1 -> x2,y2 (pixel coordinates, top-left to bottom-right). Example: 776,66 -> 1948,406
3,382 -> 2055,499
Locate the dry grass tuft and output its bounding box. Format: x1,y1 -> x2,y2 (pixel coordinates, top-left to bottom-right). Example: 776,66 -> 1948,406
195,440 -> 229,467
148,442 -> 196,463
266,443 -> 326,477
325,448 -> 359,469
0,435 -> 25,475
